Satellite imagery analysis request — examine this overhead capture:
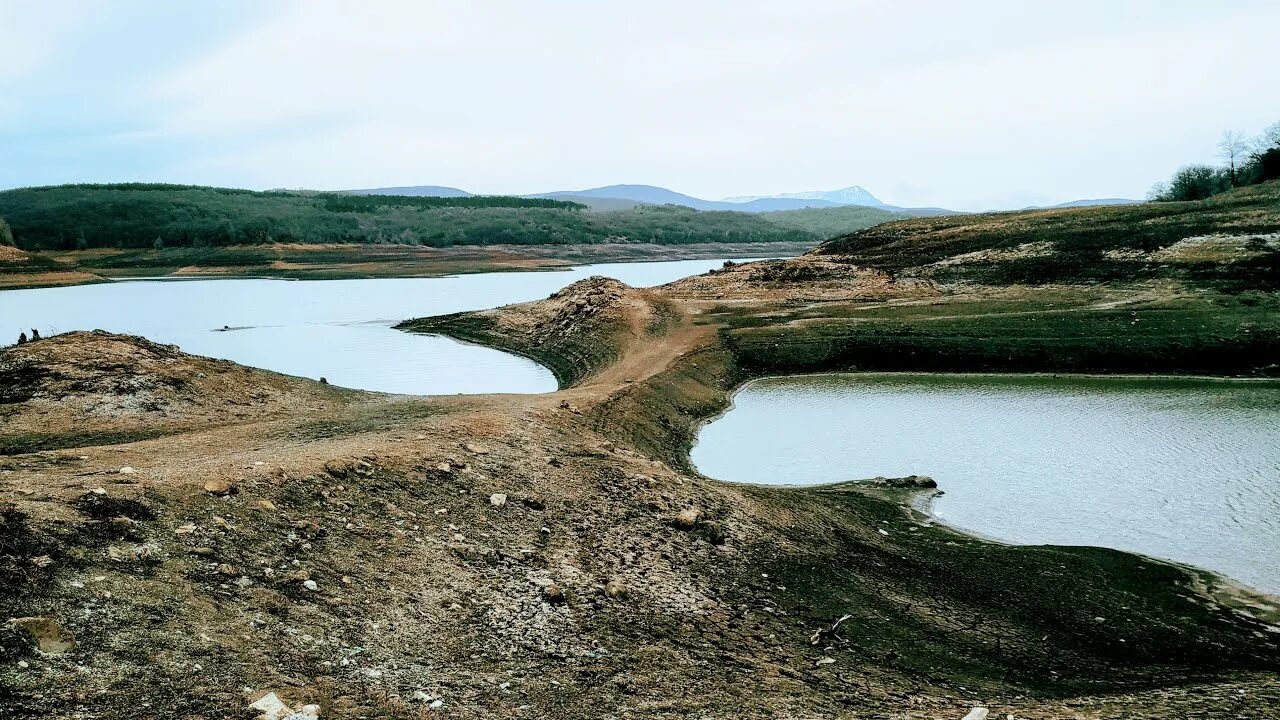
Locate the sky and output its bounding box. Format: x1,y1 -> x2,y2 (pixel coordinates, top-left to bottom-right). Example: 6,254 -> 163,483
2,0 -> 1278,211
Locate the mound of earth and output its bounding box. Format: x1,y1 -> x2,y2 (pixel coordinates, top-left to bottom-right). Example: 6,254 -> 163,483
0,331 -> 348,454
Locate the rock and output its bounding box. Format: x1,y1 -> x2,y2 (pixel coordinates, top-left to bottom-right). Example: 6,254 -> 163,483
217,563 -> 240,577
699,520 -> 727,545
604,578 -> 627,599
203,478 -> 237,496
464,442 -> 490,455
174,523 -> 197,534
815,657 -> 835,666
543,583 -> 566,604
411,690 -> 434,703
8,617 -> 75,655
673,508 -> 700,530
489,493 -> 507,508
190,546 -> 216,557
429,699 -> 444,709
118,466 -> 136,475
303,579 -> 318,591
248,692 -> 291,720
961,709 -> 990,720
254,499 -> 278,512
868,475 -> 937,489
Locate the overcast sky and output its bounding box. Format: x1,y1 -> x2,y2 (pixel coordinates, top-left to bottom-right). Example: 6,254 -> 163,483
2,1 -> 1278,210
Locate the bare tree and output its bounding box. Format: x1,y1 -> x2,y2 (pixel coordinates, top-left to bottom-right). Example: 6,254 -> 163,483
1256,121 -> 1280,151
1218,130 -> 1248,187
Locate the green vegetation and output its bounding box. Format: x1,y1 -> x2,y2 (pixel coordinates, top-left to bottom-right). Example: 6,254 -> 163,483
1149,121 -> 1280,201
724,295 -> 1280,378
0,218 -> 12,247
0,183 -> 894,251
755,203 -> 902,237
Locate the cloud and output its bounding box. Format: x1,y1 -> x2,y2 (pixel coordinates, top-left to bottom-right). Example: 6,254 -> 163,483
12,1 -> 1280,208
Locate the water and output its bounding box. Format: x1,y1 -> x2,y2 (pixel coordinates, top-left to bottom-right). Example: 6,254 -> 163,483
0,259 -> 739,395
692,373 -> 1280,595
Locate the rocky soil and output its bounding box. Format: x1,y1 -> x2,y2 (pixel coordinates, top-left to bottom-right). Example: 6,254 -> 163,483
2,261 -> 1279,719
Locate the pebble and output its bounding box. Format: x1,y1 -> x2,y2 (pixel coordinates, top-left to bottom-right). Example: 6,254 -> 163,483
302,579 -> 318,591
543,583 -> 566,604
604,578 -> 628,599
118,467 -> 136,475
961,709 -> 990,720
489,493 -> 507,508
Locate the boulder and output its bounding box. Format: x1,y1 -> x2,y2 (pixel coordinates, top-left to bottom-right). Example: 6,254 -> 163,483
202,478 -> 237,496
8,616 -> 75,655
673,508 -> 700,530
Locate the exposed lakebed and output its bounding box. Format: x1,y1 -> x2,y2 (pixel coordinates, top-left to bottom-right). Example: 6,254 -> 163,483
692,373 -> 1280,595
0,258 -> 741,395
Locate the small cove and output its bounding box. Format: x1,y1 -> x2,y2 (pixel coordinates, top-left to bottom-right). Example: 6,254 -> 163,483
0,258 -> 744,396
691,372 -> 1280,595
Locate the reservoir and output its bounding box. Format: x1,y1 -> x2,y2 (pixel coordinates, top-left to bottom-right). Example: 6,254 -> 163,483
0,259 -> 736,395
691,373 -> 1280,595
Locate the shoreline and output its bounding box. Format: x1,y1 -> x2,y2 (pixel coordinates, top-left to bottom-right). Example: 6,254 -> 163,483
0,241 -> 813,292
5,243 -> 1280,715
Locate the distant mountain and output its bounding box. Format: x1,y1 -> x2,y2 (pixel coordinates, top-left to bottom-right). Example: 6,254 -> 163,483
1043,198 -> 1140,209
343,182 -> 961,216
529,184 -> 856,213
1018,198 -> 1140,210
723,186 -> 885,208
346,185 -> 471,197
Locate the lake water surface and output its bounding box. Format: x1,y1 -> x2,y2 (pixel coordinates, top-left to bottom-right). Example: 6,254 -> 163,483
0,259 -> 736,395
692,373 -> 1280,595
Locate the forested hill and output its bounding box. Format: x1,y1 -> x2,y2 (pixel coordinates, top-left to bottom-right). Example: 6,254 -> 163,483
0,183 -> 900,250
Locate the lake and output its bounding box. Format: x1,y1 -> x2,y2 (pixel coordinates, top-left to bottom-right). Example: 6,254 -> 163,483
0,259 -> 738,395
691,373 -> 1280,595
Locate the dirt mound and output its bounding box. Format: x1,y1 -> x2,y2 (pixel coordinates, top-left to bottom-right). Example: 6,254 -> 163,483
665,257 -> 938,302
0,331 -> 343,453
401,276 -> 643,386
0,245 -> 29,262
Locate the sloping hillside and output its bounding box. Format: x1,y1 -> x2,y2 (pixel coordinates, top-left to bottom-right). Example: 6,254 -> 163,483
817,181 -> 1280,287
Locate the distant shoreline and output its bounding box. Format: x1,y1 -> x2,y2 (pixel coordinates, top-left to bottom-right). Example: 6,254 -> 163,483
0,240 -> 813,291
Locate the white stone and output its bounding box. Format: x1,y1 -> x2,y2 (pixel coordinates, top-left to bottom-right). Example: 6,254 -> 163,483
118,467 -> 136,475
249,692 -> 290,719
302,579 -> 318,591
489,493 -> 507,508
961,709 -> 990,720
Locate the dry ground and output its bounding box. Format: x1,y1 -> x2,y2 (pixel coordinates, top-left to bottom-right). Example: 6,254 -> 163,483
3,253 -> 1278,718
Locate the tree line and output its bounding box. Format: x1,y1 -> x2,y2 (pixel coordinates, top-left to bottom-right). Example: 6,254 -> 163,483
1149,121 -> 1280,202
0,184 -> 822,251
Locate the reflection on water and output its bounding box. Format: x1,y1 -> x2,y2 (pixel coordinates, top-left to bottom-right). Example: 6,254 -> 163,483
692,373 -> 1280,595
0,258 -> 741,395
